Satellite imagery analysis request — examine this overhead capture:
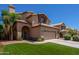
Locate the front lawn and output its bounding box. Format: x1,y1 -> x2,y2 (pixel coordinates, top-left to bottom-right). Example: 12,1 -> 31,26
1,43 -> 79,55
0,44 -> 3,52
0,43 -> 79,55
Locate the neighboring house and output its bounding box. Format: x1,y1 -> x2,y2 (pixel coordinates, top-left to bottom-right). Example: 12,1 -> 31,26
5,5 -> 66,40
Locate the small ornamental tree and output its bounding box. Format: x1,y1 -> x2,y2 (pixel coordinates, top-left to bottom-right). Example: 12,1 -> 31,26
64,28 -> 78,41
68,28 -> 77,37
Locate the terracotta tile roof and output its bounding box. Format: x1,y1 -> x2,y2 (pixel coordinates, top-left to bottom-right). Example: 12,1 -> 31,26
32,23 -> 60,30
32,14 -> 37,16
49,22 -> 64,27
22,11 -> 33,14
32,24 -> 39,27
26,14 -> 37,19
60,29 -> 69,33
16,20 -> 27,23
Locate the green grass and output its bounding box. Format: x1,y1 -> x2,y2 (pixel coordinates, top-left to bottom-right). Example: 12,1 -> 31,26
0,45 -> 4,52
1,43 -> 79,55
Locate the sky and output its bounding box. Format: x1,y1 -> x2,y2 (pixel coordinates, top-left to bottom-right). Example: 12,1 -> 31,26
0,4 -> 79,30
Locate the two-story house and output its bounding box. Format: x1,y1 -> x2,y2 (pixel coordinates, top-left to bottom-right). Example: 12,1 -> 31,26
8,5 -> 66,41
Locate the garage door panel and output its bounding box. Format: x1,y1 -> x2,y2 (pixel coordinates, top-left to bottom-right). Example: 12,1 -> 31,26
42,32 -> 56,39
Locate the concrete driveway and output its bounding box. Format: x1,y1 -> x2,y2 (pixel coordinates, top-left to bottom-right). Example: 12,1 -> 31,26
45,39 -> 79,48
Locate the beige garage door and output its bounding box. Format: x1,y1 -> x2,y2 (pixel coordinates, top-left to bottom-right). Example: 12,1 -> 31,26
42,32 -> 56,40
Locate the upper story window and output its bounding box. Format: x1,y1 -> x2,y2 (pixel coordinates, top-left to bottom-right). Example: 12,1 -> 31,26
39,17 -> 46,23
61,26 -> 66,30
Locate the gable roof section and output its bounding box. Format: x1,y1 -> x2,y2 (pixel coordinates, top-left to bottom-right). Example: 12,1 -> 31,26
50,22 -> 65,27
13,20 -> 27,27
32,23 -> 60,30
26,14 -> 37,19
16,20 -> 28,23
22,11 -> 33,14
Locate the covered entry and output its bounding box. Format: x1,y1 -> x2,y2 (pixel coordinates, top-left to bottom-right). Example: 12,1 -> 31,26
22,26 -> 30,40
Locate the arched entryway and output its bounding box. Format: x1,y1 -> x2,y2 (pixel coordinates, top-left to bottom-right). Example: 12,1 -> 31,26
22,26 -> 30,40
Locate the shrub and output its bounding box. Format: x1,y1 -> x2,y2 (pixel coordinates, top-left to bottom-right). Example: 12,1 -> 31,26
64,34 -> 71,40
72,35 -> 79,41
37,36 -> 44,41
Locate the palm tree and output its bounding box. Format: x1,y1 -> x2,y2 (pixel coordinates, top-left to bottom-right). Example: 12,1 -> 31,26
9,13 -> 18,40
1,10 -> 10,40
8,13 -> 21,40
1,10 -> 21,40
1,10 -> 8,16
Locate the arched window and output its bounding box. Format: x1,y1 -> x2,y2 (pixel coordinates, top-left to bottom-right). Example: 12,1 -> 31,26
40,17 -> 46,23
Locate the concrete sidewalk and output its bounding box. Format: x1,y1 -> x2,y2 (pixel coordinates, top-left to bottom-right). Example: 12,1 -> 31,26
1,39 -> 79,48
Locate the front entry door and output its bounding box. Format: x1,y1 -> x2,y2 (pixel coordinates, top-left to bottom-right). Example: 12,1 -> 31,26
23,32 -> 29,40
22,26 -> 29,40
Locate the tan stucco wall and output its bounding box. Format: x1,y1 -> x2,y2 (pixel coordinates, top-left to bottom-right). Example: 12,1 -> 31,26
46,19 -> 50,24
30,26 -> 40,38
21,12 -> 33,20
22,14 -> 50,26
16,22 -> 31,32
27,15 -> 39,25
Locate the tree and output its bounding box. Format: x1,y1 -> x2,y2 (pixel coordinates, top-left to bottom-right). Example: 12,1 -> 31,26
1,10 -> 8,16
64,28 -> 77,40
0,25 -> 3,32
9,13 -> 18,40
0,24 -> 3,40
1,10 -> 10,40
68,28 -> 77,37
1,10 -> 21,40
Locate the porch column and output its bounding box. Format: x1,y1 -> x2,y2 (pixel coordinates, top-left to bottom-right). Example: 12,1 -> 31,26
17,32 -> 22,40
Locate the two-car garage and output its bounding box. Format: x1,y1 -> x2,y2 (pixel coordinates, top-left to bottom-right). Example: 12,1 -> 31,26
40,26 -> 59,40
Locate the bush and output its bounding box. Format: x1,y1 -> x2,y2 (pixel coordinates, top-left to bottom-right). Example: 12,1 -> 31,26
64,34 -> 71,40
37,36 -> 44,41
72,35 -> 79,41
